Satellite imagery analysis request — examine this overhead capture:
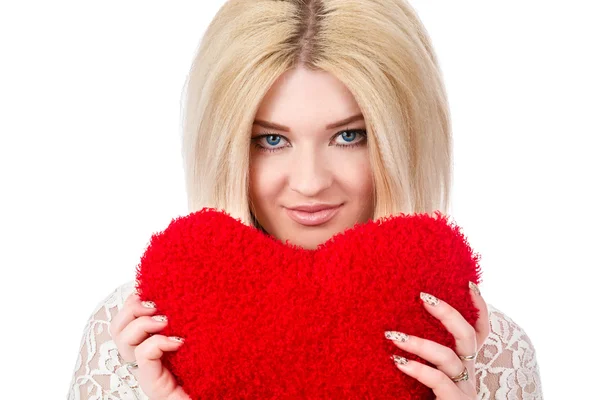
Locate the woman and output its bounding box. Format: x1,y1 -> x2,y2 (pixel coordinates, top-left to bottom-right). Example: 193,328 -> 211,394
67,0 -> 542,398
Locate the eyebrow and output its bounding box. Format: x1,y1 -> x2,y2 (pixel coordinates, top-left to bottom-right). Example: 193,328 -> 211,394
253,113 -> 364,132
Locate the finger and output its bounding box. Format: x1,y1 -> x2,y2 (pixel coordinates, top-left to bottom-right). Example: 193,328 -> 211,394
135,334 -> 185,389
117,315 -> 170,362
420,291 -> 478,380
468,281 -> 490,350
121,315 -> 169,346
419,292 -> 477,357
385,331 -> 474,394
391,356 -> 467,400
110,293 -> 157,338
385,331 -> 464,382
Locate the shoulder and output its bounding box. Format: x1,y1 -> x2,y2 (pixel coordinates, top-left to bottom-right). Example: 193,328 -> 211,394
475,303 -> 543,399
93,280 -> 137,313
484,303 -> 538,354
79,280 -> 137,330
78,280 -> 137,338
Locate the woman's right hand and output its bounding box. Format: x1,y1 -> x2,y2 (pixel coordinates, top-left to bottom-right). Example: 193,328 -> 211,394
109,292 -> 191,400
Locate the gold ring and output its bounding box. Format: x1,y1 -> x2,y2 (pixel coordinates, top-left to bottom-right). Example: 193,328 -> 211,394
450,367 -> 469,382
459,353 -> 477,361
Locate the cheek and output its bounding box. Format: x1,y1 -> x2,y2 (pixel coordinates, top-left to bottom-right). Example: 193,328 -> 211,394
351,161 -> 375,221
337,153 -> 373,199
249,155 -> 284,207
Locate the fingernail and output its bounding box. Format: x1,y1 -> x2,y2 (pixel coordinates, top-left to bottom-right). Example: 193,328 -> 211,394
141,301 -> 156,309
384,331 -> 409,342
469,281 -> 481,295
391,355 -> 408,366
169,336 -> 185,343
152,315 -> 167,322
420,292 -> 439,306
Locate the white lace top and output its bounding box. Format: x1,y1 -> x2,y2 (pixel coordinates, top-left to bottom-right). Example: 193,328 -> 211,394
67,280 -> 543,399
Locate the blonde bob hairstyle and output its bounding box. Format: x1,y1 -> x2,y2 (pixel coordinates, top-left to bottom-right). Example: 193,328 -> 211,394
181,0 -> 452,227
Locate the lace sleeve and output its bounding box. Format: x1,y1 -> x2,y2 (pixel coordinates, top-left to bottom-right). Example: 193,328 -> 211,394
475,304 -> 543,399
67,281 -> 149,400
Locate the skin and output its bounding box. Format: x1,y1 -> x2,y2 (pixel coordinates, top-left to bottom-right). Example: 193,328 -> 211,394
110,66 -> 490,400
249,65 -> 374,250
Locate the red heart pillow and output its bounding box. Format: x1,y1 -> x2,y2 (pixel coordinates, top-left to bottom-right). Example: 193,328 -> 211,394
135,208 -> 481,399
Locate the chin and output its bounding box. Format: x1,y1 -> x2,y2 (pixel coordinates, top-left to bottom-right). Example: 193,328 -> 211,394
281,227 -> 344,250
285,237 -> 323,250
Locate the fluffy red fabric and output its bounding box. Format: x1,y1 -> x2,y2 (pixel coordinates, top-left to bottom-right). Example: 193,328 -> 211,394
135,208 -> 482,399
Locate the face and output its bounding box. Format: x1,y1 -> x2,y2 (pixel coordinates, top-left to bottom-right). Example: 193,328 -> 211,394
249,66 -> 374,250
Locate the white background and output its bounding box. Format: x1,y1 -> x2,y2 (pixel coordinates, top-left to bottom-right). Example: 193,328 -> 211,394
1,1 -> 598,398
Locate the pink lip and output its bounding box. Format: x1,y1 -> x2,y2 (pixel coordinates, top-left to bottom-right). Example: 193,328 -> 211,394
285,204 -> 341,226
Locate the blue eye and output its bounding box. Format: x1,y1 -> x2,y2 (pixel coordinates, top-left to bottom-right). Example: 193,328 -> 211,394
251,134 -> 288,152
332,129 -> 366,147
252,129 -> 366,153
265,135 -> 281,146
340,131 -> 357,142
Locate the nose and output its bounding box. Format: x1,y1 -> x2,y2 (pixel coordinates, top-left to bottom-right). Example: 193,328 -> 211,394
288,147 -> 333,197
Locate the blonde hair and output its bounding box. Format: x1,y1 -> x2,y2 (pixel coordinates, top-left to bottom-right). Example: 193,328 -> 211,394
181,0 -> 452,226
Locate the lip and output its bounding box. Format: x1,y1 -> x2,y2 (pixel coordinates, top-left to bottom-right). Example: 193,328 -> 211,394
285,204 -> 342,226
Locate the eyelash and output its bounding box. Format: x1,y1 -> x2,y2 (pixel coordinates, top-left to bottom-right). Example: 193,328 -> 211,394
251,129 -> 368,153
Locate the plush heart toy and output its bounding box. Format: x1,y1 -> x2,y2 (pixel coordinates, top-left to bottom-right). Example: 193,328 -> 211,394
135,208 -> 481,399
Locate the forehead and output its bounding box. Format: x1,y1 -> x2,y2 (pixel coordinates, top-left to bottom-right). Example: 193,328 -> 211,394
254,66 -> 362,130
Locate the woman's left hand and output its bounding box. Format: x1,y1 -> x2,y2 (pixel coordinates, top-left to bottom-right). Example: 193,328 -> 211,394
385,282 -> 490,399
